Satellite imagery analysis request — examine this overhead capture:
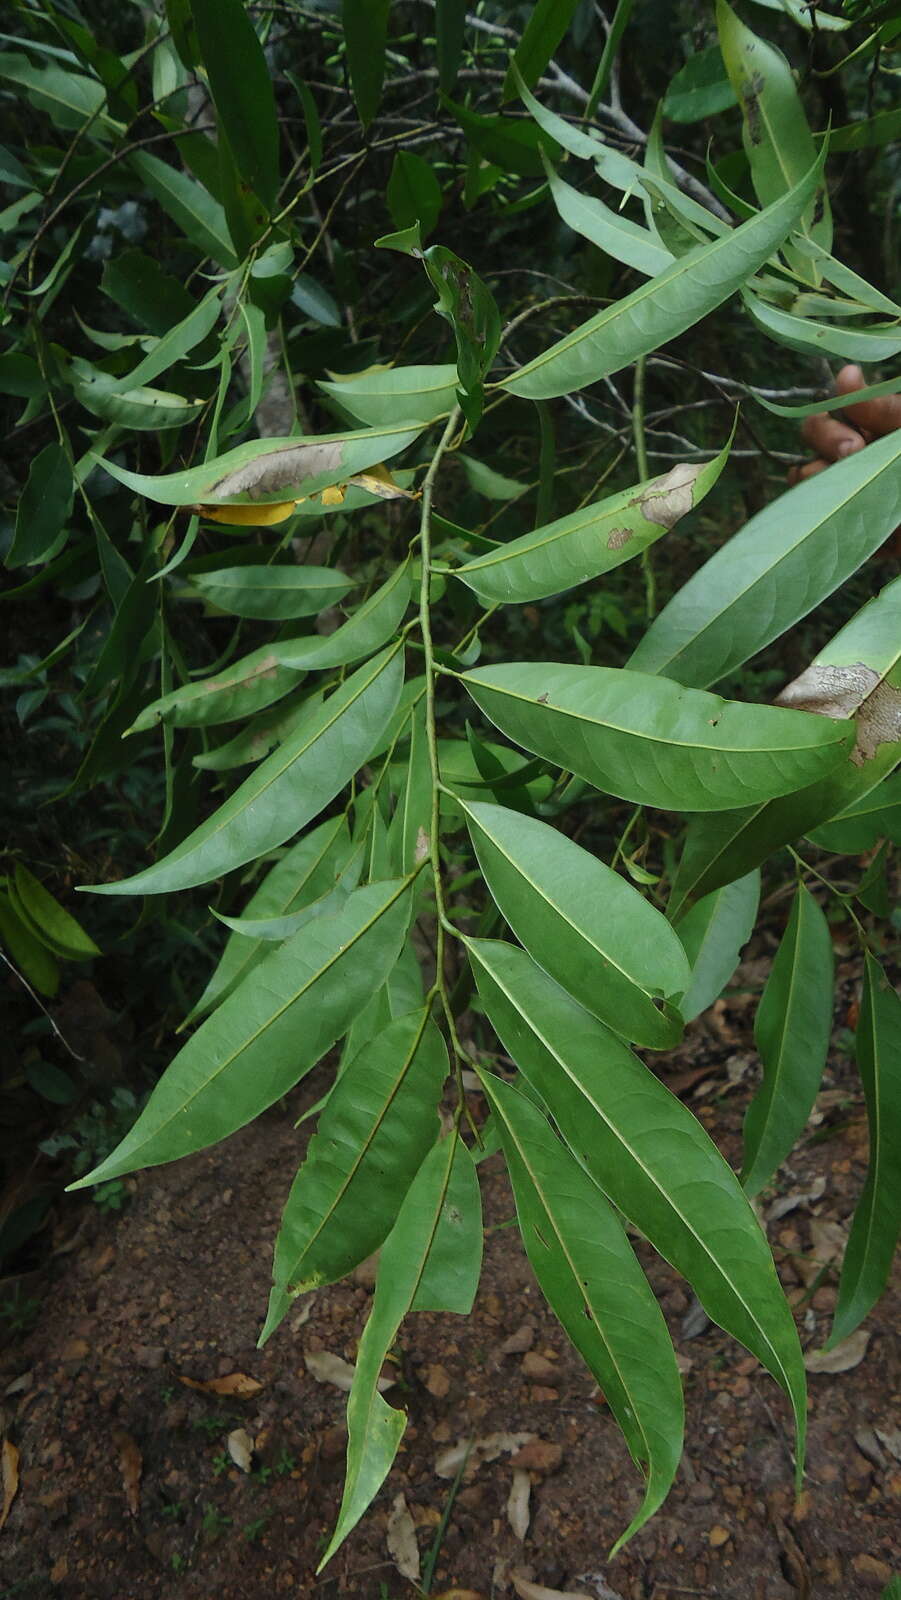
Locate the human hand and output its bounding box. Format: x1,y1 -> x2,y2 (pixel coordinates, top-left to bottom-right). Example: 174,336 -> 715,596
787,362 -> 901,486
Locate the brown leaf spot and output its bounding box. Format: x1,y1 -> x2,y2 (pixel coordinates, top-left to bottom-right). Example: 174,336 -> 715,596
0,1439 -> 19,1533
852,677 -> 901,767
211,441 -> 345,502
606,526 -> 633,550
775,662 -> 880,721
633,462 -> 702,529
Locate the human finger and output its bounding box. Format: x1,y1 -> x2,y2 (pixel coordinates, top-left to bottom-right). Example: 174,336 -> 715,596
836,362 -> 901,439
800,410 -> 866,461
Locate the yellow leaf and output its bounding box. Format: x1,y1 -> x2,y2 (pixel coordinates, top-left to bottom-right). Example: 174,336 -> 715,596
193,500 -> 297,526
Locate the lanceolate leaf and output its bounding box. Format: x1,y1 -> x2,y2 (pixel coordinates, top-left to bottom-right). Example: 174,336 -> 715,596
111,284 -> 222,393
261,1008 -> 448,1342
70,359 -> 205,431
130,150 -> 237,268
743,290 -> 901,363
674,871 -> 759,1024
502,0 -> 580,99
461,800 -> 689,1048
319,1136 -> 481,1567
192,689 -> 323,773
70,878 -> 414,1187
629,429 -> 901,688
129,648 -> 304,731
343,0 -> 390,128
7,442 -> 73,568
189,0 -> 280,209
500,152 -> 823,400
809,773 -> 901,854
455,438 -> 731,606
85,645 -> 404,895
462,661 -> 854,812
12,864 -> 100,961
0,888 -> 59,998
543,156 -> 673,278
186,565 -> 355,621
467,937 -> 807,1466
95,422 -> 424,507
185,815 -> 353,1023
829,954 -> 901,1347
274,561 -> 412,671
742,886 -> 834,1198
318,365 -> 459,427
480,1071 -> 683,1551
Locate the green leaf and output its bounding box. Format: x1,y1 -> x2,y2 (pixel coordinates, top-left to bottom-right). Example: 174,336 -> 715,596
480,1071 -> 683,1552
716,0 -> 831,273
663,45 -> 738,123
212,875 -> 353,941
0,50 -> 108,131
745,0 -> 849,29
741,886 -> 834,1198
129,648 -> 304,732
630,429 -> 901,688
70,879 -> 413,1187
828,954 -> 901,1346
455,436 -> 731,605
319,1134 -> 480,1568
189,0 -> 279,209
272,561 -> 412,673
824,107 -> 901,152
436,0 -> 466,92
85,645 -> 404,895
185,815 -> 352,1023
186,565 -> 354,621
7,442 -> 73,568
461,800 -> 689,1048
192,689 -> 323,773
129,150 -> 237,268
808,773 -> 901,854
742,289 -> 901,362
343,0 -> 390,128
422,246 -> 501,429
319,365 -> 459,428
95,422 -> 425,507
543,155 -> 673,278
70,359 -> 205,431
467,937 -> 806,1468
387,151 -> 443,239
101,248 -> 197,335
502,0 -> 580,99
110,284 -> 222,393
388,703 -> 432,876
674,871 -> 759,1024
462,660 -> 853,812
500,150 -> 824,399
12,864 -> 100,961
445,95 -> 556,178
754,374 -> 901,420
0,888 -> 59,997
262,1007 -> 448,1341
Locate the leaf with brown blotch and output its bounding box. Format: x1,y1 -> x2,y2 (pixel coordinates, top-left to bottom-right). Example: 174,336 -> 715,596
0,1439 -> 19,1533
112,1427 -> 142,1516
192,463 -> 418,526
178,1371 -> 263,1397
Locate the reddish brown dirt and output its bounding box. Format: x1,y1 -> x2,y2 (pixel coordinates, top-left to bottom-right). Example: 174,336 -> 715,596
1,955 -> 899,1600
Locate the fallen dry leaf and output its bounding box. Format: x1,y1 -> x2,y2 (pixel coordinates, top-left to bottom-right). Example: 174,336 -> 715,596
804,1328 -> 871,1373
509,1440 -> 563,1474
112,1427 -> 141,1516
425,1363 -> 451,1399
435,1432 -> 535,1479
875,1426 -> 901,1463
227,1428 -> 255,1473
507,1469 -> 531,1541
386,1492 -> 420,1581
178,1371 -> 263,1398
500,1324 -> 535,1356
0,1439 -> 19,1533
305,1349 -> 393,1393
511,1573 -> 593,1600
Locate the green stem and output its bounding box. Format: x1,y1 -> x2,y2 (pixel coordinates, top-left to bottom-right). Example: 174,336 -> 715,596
586,0 -> 634,121
632,353 -> 656,621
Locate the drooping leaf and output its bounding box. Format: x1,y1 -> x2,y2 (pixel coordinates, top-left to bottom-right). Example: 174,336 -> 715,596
461,800 -> 689,1048
11,864 -> 100,961
500,150 -> 824,399
0,888 -> 59,997
436,0 -> 466,92
319,1135 -> 480,1568
191,689 -> 323,773
110,284 -> 222,393
186,565 -> 354,621
467,937 -> 806,1468
422,246 -> 501,428
663,45 -> 737,123
542,155 -> 673,278
185,815 -> 352,1023
85,645 -> 404,895
343,0 -> 390,128
629,429 -> 901,688
480,1070 -> 683,1552
0,50 -> 108,131
387,151 -> 443,239
261,1008 -> 449,1341
128,647 -> 304,731
271,560 -> 412,672
741,886 -> 834,1198
674,871 -> 759,1024
502,0 -> 580,99
742,290 -> 901,363
388,703 -> 432,876
71,879 -> 413,1188
808,773 -> 901,854
462,660 -> 853,812
318,365 -> 459,427
189,0 -> 280,209
828,954 -> 901,1346
95,422 -> 424,507
70,359 -> 205,431
130,150 -> 237,267
7,442 -> 73,568
455,437 -> 731,605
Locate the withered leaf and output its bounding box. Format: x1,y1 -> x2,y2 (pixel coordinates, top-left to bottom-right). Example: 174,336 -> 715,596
507,1469 -> 531,1541
804,1328 -> 871,1373
386,1492 -> 421,1581
112,1427 -> 141,1516
305,1349 -> 394,1393
0,1439 -> 19,1533
511,1574 -> 595,1600
227,1427 -> 255,1473
178,1371 -> 263,1398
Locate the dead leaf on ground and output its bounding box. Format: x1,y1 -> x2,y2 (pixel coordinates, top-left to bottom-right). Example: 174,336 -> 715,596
305,1349 -> 393,1393
227,1428 -> 255,1473
178,1371 -> 263,1398
0,1439 -> 19,1533
804,1328 -> 871,1373
507,1469 -> 531,1541
511,1574 -> 594,1600
509,1440 -> 563,1474
386,1492 -> 420,1582
797,1217 -> 847,1287
875,1426 -> 901,1463
767,1177 -> 826,1223
500,1324 -> 535,1357
435,1432 -> 535,1479
112,1427 -> 141,1515
290,1292 -> 317,1331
